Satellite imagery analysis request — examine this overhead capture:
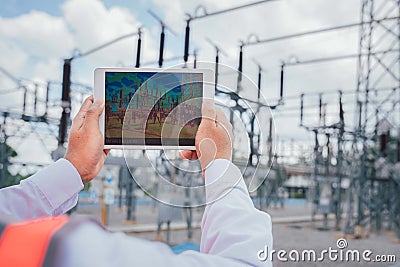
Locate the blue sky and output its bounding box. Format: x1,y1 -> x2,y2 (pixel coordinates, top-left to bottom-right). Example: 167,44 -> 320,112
0,1 -> 62,17
1,0 -> 153,18
0,0 -> 371,164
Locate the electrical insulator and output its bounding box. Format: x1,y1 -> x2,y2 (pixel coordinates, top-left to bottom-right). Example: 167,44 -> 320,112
135,29 -> 142,68
158,29 -> 165,68
300,93 -> 304,126
184,20 -> 190,63
280,64 -> 284,99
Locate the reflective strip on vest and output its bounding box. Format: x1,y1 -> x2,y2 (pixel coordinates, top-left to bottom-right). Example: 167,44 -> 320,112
0,215 -> 69,267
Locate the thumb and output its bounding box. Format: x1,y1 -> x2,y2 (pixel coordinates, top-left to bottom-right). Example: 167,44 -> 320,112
201,99 -> 216,124
198,138 -> 217,170
71,96 -> 94,131
84,99 -> 104,129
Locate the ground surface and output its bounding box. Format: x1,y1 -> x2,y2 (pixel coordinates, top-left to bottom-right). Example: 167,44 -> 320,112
75,200 -> 399,266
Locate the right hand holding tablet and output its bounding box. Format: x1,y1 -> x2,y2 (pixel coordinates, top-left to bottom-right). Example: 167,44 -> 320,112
180,101 -> 233,176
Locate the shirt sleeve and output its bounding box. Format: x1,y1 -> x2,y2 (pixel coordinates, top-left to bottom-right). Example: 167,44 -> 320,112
200,159 -> 273,266
59,159 -> 273,267
0,159 -> 83,222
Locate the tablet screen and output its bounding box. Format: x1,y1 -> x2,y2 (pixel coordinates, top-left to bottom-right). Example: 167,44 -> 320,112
104,71 -> 203,147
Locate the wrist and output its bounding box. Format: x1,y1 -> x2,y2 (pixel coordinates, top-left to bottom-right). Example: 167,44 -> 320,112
202,152 -> 232,172
204,158 -> 232,185
64,155 -> 86,183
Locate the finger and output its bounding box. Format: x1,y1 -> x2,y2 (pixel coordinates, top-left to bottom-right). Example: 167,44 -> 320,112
201,98 -> 216,123
84,98 -> 105,130
104,149 -> 111,156
179,150 -> 198,159
71,96 -> 94,130
215,108 -> 229,124
198,138 -> 217,169
215,108 -> 232,130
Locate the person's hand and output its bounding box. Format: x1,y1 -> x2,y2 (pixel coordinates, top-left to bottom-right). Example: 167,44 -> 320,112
65,96 -> 110,183
180,101 -> 233,176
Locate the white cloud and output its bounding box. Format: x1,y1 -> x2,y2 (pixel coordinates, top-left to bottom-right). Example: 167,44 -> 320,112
0,42 -> 28,95
151,0 -> 186,29
0,0 -> 160,84
0,10 -> 75,58
60,0 -> 159,82
0,9 -> 75,110
62,0 -> 139,49
32,58 -> 62,83
0,42 -> 28,76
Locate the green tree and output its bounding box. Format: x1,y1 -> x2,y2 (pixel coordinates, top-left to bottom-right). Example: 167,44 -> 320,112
0,143 -> 29,189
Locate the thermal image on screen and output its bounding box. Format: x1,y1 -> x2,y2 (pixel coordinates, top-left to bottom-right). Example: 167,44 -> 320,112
104,72 -> 203,146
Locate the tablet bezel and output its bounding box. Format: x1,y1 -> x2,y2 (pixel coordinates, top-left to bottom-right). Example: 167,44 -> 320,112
94,67 -> 214,150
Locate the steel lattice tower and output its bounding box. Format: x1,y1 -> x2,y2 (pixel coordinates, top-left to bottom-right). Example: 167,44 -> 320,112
344,0 -> 400,237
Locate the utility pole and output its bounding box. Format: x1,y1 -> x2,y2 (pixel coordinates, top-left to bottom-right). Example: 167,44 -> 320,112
0,113 -> 8,189
237,42 -> 244,93
279,62 -> 285,101
206,37 -> 227,92
335,91 -> 344,230
158,28 -> 165,68
44,81 -> 50,116
59,59 -> 71,146
248,61 -> 264,166
135,28 -> 142,68
193,49 -> 197,69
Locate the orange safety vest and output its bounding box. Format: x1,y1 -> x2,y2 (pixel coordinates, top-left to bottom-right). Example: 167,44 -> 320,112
0,215 -> 91,267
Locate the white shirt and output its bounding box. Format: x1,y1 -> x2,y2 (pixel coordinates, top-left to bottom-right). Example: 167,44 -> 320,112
0,159 -> 83,222
0,159 -> 273,266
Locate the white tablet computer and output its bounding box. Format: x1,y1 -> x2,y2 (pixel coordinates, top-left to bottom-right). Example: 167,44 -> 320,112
94,68 -> 214,150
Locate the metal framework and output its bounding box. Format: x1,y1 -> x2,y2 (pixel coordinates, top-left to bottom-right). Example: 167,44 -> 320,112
298,0 -> 400,238
344,0 -> 400,238
299,91 -> 345,230
0,79 -> 89,185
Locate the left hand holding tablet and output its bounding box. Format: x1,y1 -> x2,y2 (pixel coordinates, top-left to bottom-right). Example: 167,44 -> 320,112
65,96 -> 110,183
